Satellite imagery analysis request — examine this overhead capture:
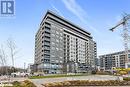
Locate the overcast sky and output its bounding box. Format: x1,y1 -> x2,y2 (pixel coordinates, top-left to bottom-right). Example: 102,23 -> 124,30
0,0 -> 130,68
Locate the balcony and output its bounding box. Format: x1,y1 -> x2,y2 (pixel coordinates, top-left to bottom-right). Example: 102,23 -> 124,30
44,52 -> 50,56
44,41 -> 50,46
44,26 -> 51,32
45,30 -> 50,34
45,22 -> 51,27
43,59 -> 50,63
44,46 -> 50,50
44,38 -> 50,42
44,50 -> 50,53
44,33 -> 51,38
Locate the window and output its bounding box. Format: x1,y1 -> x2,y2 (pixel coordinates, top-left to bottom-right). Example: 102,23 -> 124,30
45,26 -> 50,30
51,55 -> 55,57
60,57 -> 63,59
44,64 -> 50,68
56,39 -> 59,43
52,47 -> 55,50
56,35 -> 59,38
60,37 -> 63,39
60,28 -> 63,31
51,38 -> 55,41
128,54 -> 130,58
44,46 -> 50,49
56,48 -> 59,51
56,60 -> 58,63
52,42 -> 55,45
60,48 -> 62,51
56,31 -> 59,35
52,34 -> 55,37
60,61 -> 63,63
60,33 -> 63,36
51,29 -> 55,33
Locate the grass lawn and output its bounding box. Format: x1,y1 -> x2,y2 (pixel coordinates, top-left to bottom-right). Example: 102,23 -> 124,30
29,74 -> 88,79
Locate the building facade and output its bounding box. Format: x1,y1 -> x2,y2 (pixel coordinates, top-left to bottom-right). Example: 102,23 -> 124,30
99,51 -> 130,71
34,11 -> 97,74
27,63 -> 34,74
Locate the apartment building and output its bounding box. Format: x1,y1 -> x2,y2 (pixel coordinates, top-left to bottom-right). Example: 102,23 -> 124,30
99,51 -> 130,71
34,10 -> 97,74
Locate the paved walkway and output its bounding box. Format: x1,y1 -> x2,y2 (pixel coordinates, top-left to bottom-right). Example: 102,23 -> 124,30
30,75 -> 123,87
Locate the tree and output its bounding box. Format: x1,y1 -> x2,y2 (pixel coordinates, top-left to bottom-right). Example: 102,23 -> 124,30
0,45 -> 8,75
7,38 -> 18,67
0,38 -> 19,76
0,45 -> 7,66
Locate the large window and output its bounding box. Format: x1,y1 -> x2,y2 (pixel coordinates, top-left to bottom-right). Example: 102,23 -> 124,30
44,63 -> 50,68
128,64 -> 130,68
128,54 -> 130,58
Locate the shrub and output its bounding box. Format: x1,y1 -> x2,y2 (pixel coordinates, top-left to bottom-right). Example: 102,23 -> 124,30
43,83 -> 55,87
91,70 -> 96,74
123,77 -> 130,81
12,81 -> 21,87
21,80 -> 36,87
54,82 -> 63,87
96,71 -> 112,75
62,81 -> 71,86
43,80 -> 130,87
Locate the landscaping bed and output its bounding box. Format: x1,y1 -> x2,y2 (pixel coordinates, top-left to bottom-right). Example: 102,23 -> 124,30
42,80 -> 130,87
2,80 -> 36,87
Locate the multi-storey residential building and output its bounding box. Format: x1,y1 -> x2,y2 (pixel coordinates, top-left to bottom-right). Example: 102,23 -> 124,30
95,58 -> 100,67
27,63 -> 34,73
34,10 -> 97,74
99,51 -> 130,71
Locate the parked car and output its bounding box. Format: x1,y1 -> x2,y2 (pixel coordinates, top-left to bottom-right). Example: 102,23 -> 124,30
33,72 -> 44,76
11,72 -> 30,77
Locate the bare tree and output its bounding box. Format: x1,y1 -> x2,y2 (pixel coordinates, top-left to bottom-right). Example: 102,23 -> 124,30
0,45 -> 7,66
7,38 -> 18,67
0,45 -> 8,75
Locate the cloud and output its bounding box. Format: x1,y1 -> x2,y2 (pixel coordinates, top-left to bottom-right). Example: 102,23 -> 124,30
106,15 -> 122,30
50,3 -> 64,17
61,0 -> 100,34
62,0 -> 87,23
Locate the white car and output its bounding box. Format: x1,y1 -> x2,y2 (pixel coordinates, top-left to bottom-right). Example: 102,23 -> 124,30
11,72 -> 30,77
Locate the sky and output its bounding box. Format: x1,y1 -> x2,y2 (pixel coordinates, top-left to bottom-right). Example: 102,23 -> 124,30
0,0 -> 130,68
